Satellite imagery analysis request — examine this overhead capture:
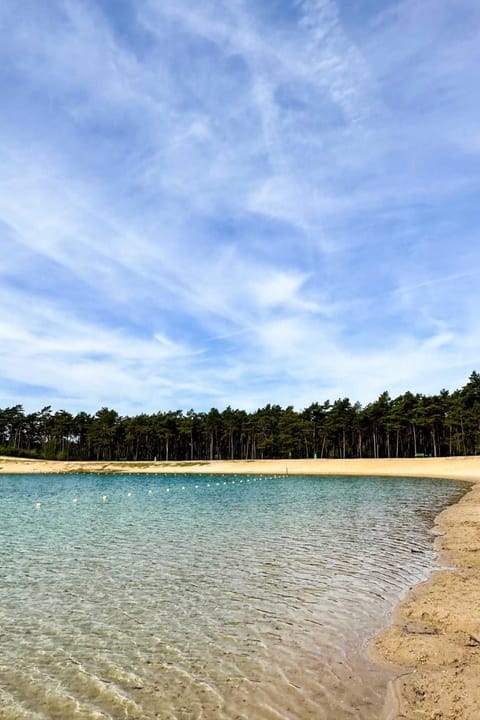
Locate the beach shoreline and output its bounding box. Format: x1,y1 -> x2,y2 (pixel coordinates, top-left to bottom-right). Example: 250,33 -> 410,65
1,455 -> 479,481
373,471 -> 480,720
1,455 -> 479,718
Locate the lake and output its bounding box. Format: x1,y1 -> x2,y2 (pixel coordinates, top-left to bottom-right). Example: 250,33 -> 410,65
0,473 -> 466,719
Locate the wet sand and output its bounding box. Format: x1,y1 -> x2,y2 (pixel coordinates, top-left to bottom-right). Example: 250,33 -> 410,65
372,471 -> 480,720
1,455 -> 479,719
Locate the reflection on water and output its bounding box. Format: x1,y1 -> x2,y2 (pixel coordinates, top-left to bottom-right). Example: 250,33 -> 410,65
0,474 -> 466,719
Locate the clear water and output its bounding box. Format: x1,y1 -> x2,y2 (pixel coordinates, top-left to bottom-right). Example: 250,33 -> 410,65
0,473 -> 466,720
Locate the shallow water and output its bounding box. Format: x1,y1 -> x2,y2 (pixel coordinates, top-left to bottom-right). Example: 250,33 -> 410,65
0,473 -> 466,720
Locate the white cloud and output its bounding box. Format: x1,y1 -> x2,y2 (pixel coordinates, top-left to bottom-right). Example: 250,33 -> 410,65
0,0 -> 479,413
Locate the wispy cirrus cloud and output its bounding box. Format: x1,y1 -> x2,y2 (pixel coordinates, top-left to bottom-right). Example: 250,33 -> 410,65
0,0 -> 479,413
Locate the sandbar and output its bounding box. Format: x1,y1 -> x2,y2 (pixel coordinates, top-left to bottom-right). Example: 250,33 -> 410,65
1,455 -> 479,718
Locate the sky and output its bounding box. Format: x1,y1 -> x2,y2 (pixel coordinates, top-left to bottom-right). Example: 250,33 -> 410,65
1,0 -> 479,415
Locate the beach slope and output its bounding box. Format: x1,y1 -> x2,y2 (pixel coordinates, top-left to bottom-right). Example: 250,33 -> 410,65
373,472 -> 480,720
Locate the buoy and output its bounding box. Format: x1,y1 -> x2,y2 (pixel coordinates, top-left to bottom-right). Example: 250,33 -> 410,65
35,502 -> 42,509
166,488 -> 170,493
127,492 -> 132,497
102,495 -> 108,502
72,497 -> 78,504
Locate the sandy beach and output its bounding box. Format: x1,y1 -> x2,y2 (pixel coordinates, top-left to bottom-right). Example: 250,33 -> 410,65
1,455 -> 479,719
1,455 -> 480,480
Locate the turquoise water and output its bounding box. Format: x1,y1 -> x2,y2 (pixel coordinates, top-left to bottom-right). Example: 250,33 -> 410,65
0,474 -> 466,720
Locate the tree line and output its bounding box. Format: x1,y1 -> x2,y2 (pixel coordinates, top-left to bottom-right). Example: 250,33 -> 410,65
1,372 -> 479,462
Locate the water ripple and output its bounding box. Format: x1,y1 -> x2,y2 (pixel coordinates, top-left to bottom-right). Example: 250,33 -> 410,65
0,473 -> 466,719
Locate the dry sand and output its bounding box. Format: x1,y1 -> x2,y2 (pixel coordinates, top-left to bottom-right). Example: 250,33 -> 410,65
1,455 -> 479,719
0,455 -> 480,480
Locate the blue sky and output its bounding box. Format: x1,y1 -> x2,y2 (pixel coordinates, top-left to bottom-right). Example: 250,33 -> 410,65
1,0 -> 479,414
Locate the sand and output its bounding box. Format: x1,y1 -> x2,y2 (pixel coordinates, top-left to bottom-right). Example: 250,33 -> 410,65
0,455 -> 479,480
1,455 -> 479,719
371,469 -> 480,720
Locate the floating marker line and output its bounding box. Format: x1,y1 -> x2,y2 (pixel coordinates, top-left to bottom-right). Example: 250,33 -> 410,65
30,476 -> 263,509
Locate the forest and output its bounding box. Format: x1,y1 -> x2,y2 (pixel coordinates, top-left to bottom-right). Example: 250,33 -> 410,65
1,372 -> 479,462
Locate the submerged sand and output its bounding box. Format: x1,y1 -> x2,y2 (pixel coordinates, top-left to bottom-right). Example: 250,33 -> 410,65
1,455 -> 479,719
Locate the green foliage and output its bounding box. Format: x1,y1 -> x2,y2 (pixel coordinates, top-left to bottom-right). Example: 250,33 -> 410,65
0,446 -> 41,459
1,372 -> 480,461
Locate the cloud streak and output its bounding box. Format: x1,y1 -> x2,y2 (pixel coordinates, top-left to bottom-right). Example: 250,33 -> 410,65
0,0 -> 479,413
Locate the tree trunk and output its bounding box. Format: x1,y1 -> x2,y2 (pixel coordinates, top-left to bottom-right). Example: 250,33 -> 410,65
320,435 -> 326,458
